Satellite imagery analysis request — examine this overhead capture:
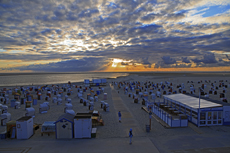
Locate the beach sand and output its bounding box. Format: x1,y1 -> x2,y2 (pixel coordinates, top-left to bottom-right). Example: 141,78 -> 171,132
0,73 -> 230,153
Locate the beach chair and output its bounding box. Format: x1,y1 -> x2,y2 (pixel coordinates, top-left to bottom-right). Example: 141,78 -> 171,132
100,101 -> 105,108
2,105 -> 8,113
78,93 -> 83,98
53,97 -> 57,103
103,103 -> 109,112
45,96 -> 49,101
65,95 -> 68,100
39,103 -> 49,114
134,97 -> 138,103
25,107 -> 35,117
1,113 -> 11,126
67,98 -> 71,103
84,100 -> 89,106
64,103 -> 73,113
66,109 -> 75,116
89,102 -> 94,111
94,96 -> 98,102
157,91 -> 161,98
15,101 -> 20,109
57,98 -> 62,105
80,98 -> 84,103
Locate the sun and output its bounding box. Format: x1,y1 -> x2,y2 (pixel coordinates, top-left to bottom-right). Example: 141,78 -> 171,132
111,58 -> 133,67
112,59 -> 123,67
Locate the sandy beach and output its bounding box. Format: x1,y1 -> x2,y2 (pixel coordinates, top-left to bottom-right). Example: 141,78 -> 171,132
0,73 -> 230,153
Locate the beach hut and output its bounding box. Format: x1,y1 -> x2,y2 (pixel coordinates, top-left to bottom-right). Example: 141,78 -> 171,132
16,116 -> 33,139
74,113 -> 92,139
54,113 -> 75,139
84,79 -> 90,86
1,113 -> 11,126
25,107 -> 35,117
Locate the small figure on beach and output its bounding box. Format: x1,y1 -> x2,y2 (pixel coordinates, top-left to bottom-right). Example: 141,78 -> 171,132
118,111 -> 122,122
129,128 -> 133,144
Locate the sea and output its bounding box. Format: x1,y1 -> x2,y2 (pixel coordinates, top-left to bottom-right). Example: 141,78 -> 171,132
0,72 -> 129,87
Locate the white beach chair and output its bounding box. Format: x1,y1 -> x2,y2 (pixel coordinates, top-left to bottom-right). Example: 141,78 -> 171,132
1,113 -> 11,126
25,107 -> 35,117
57,98 -> 62,105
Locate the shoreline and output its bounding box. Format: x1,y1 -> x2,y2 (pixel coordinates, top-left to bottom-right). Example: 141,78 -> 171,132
0,74 -> 129,88
1,72 -> 230,87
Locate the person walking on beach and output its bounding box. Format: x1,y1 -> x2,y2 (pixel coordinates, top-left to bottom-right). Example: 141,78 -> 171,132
118,111 -> 122,122
129,128 -> 133,144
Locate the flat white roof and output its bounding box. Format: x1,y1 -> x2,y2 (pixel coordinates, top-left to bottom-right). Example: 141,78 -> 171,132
164,94 -> 222,109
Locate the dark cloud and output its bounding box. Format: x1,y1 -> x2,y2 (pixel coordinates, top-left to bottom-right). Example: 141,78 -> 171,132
192,54 -> 218,64
182,57 -> 191,63
121,62 -> 129,65
9,57 -> 107,72
141,13 -> 158,22
162,56 -> 177,64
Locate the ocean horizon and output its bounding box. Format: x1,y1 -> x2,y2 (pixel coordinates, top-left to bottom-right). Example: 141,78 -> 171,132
0,72 -> 129,87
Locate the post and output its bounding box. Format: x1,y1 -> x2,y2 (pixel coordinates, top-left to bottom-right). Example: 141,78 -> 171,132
198,88 -> 201,127
149,111 -> 152,130
150,118 -> 151,130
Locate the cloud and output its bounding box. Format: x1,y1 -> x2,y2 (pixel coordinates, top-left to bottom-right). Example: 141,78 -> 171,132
0,0 -> 229,72
162,56 -> 177,64
8,57 -> 107,72
182,57 -> 191,63
192,54 -> 218,64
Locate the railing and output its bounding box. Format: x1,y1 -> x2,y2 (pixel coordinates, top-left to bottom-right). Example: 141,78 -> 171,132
153,105 -> 188,127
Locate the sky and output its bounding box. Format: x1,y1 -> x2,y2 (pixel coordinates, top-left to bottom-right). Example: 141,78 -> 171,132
0,0 -> 230,73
